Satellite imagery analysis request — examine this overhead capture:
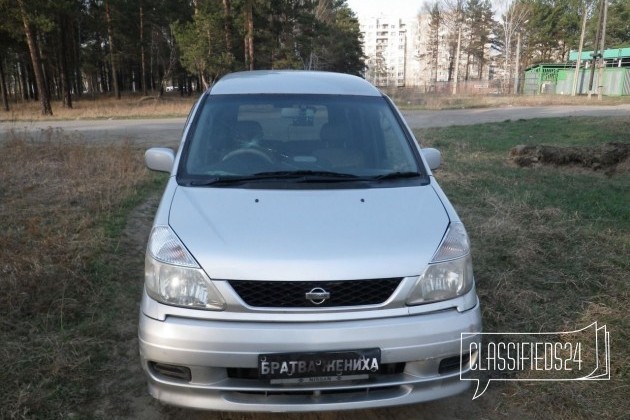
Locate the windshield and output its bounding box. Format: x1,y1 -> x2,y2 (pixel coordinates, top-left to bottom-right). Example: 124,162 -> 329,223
178,94 -> 423,186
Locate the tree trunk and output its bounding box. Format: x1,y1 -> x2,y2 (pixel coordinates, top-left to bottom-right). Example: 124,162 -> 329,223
200,70 -> 209,90
0,58 -> 9,111
222,0 -> 233,53
30,63 -> 39,100
244,37 -> 249,69
465,31 -> 473,81
149,29 -> 155,91
140,2 -> 148,96
105,0 -> 121,99
433,28 -> 439,85
58,14 -> 72,108
447,44 -> 455,82
246,1 -> 254,70
19,60 -> 29,100
73,23 -> 82,97
17,0 -> 52,115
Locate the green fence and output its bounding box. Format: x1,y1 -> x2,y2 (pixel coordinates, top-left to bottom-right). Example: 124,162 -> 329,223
524,65 -> 630,96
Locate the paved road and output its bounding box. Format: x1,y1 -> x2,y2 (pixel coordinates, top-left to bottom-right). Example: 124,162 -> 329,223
1,117 -> 186,148
2,104 -> 628,148
402,104 -> 630,129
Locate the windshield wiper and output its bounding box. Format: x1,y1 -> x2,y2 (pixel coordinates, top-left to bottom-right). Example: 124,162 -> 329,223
186,171 -> 427,187
371,171 -> 423,180
369,171 -> 430,185
186,170 -> 362,186
253,170 -> 362,181
187,177 -> 223,186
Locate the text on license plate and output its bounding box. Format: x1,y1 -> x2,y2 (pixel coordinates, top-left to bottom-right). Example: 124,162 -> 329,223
258,348 -> 381,382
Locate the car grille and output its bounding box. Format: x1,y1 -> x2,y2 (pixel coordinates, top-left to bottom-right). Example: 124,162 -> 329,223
227,278 -> 402,308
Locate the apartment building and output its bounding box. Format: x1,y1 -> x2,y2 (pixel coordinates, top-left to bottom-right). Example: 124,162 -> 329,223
359,14 -> 494,90
360,16 -> 419,87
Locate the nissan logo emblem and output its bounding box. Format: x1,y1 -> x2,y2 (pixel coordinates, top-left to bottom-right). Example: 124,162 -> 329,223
305,287 -> 330,305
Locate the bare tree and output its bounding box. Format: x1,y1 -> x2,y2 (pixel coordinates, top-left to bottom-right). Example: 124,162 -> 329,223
422,2 -> 442,87
315,0 -> 334,23
440,0 -> 466,83
495,0 -> 530,92
156,26 -> 178,97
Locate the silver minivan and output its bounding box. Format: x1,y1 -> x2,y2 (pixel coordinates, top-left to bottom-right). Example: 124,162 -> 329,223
139,70 -> 482,412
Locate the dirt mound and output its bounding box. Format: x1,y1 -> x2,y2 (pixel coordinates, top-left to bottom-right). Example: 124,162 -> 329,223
510,142 -> 629,173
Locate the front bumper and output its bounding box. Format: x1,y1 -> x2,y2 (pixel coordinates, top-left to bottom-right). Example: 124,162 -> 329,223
138,291 -> 482,412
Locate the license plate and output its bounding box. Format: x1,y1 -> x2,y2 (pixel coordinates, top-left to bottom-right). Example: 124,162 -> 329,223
258,348 -> 381,384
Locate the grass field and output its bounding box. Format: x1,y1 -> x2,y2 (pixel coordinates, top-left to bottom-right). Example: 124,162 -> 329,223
415,115 -> 629,419
0,116 -> 627,418
0,130 -> 162,418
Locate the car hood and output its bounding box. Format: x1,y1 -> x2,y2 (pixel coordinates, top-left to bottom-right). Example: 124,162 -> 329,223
169,185 -> 449,281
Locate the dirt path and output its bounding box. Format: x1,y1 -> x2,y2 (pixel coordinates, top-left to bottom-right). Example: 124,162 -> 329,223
106,195 -> 526,419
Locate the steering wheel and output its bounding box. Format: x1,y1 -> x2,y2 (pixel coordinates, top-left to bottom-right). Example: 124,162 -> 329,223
222,148 -> 274,164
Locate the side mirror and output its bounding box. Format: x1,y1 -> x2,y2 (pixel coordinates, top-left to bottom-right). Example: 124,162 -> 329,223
145,147 -> 175,173
422,148 -> 441,170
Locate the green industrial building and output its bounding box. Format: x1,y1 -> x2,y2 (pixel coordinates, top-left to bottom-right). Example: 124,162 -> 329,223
523,47 -> 630,96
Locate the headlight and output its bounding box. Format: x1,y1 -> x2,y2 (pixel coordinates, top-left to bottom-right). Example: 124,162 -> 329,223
145,226 -> 225,310
407,222 -> 474,305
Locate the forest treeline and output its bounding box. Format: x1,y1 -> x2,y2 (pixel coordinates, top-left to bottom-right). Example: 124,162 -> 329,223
0,0 -> 364,115
0,0 -> 628,115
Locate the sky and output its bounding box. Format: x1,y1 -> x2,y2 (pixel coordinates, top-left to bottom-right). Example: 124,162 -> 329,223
345,0 -> 424,19
345,0 -> 503,19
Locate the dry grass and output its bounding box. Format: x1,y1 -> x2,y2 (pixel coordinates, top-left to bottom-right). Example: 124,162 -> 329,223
1,93 -> 196,121
416,116 -> 629,419
386,90 -> 630,110
4,92 -> 629,122
0,129 -> 156,418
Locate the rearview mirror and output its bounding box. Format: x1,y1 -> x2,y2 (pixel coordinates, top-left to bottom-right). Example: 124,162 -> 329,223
422,148 -> 441,170
281,106 -> 315,126
145,147 -> 175,173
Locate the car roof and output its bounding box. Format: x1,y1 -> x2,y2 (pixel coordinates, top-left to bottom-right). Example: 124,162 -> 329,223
209,70 -> 381,97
